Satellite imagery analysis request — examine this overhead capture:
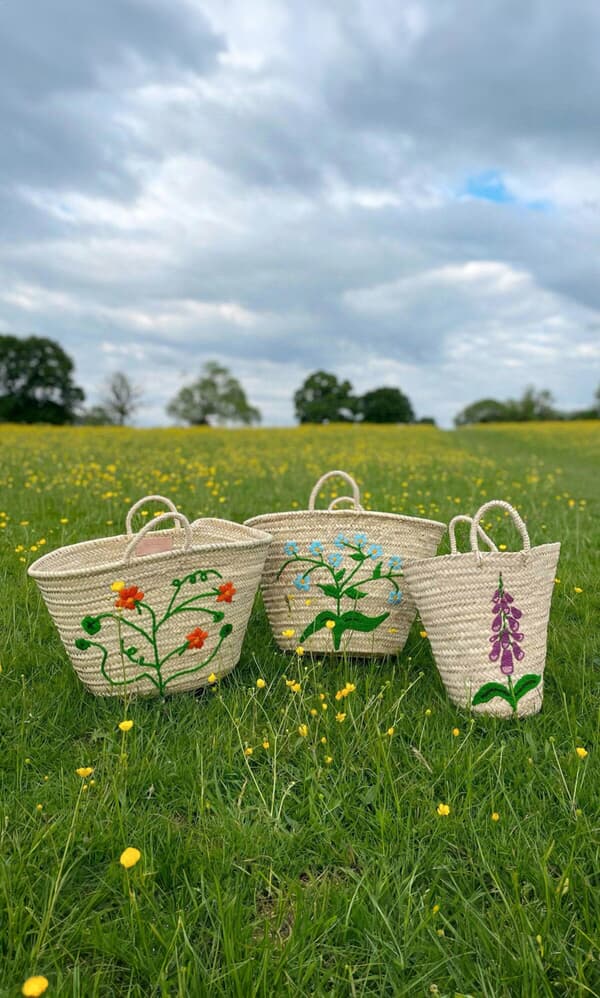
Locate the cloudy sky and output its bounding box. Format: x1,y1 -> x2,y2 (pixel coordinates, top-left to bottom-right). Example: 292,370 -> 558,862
1,0 -> 599,425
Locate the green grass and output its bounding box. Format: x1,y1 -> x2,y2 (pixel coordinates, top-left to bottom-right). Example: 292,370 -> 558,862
1,423 -> 599,997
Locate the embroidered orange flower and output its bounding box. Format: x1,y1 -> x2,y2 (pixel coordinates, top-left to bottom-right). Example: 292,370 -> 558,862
186,626 -> 209,650
115,585 -> 145,610
216,581 -> 236,603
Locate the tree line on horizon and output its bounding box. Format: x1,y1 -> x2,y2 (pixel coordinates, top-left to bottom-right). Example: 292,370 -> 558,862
1,333 -> 599,427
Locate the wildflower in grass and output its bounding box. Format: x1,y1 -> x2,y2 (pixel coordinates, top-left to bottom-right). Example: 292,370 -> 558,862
310,708 -> 318,716
244,747 -> 253,757
186,626 -> 209,650
284,540 -> 299,556
432,904 -> 440,914
36,803 -> 43,811
281,628 -> 296,638
120,847 -> 141,869
216,581 -> 236,603
295,646 -> 304,657
491,812 -> 500,822
262,740 -> 270,749
319,692 -> 326,700
110,580 -> 126,592
344,682 -> 356,693
118,720 -> 134,732
335,712 -> 346,723
324,756 -> 333,764
60,517 -> 69,524
76,767 -> 94,778
293,574 -> 310,592
386,727 -> 395,737
452,727 -> 460,737
425,708 -> 432,716
285,678 -> 296,687
574,586 -> 583,594
576,746 -> 588,759
291,682 -> 301,693
420,630 -> 428,638
309,540 -> 323,555
207,673 -> 217,684
327,551 -> 343,568
256,678 -> 266,689
436,803 -> 450,816
321,702 -> 328,710
499,543 -> 507,551
22,977 -> 49,997
298,724 -> 308,737
321,736 -> 327,744
554,578 -> 561,584
325,619 -> 335,630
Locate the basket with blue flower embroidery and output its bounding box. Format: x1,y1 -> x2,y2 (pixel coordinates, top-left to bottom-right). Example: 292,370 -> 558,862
402,501 -> 560,717
28,494 -> 272,697
245,470 -> 445,657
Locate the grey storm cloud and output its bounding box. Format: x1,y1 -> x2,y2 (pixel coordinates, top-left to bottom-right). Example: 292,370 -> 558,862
0,0 -> 599,426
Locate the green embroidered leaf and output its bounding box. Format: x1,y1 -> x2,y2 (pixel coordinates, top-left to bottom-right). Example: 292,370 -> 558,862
373,562 -> 382,579
472,682 -> 515,706
75,637 -> 91,650
334,568 -> 346,582
317,583 -> 339,598
300,611 -> 337,644
344,587 -> 368,600
220,623 -> 233,638
331,610 -> 390,649
513,674 -> 541,701
81,615 -> 102,635
349,553 -> 366,562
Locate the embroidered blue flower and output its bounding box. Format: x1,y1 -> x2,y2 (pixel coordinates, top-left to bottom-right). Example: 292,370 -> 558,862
366,543 -> 384,560
388,590 -> 403,605
388,555 -> 403,571
334,532 -> 349,549
284,540 -> 299,556
354,533 -> 368,547
308,540 -> 324,556
328,552 -> 344,568
293,573 -> 311,592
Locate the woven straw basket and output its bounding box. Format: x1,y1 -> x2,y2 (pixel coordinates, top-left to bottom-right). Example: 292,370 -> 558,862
403,500 -> 560,717
28,494 -> 272,697
245,470 -> 445,656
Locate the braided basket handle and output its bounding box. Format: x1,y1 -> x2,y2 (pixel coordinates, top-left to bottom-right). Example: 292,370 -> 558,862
470,500 -> 531,565
126,495 -> 181,534
308,470 -> 363,511
448,514 -> 498,555
125,512 -> 192,563
328,495 -> 364,511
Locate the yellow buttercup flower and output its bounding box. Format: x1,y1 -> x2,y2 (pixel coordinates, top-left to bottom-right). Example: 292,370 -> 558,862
298,724 -> 308,737
386,727 -> 394,737
335,712 -> 346,723
281,628 -> 295,638
119,847 -> 141,869
491,812 -> 500,822
262,740 -> 270,750
324,756 -> 333,764
436,803 -> 450,817
295,645 -> 305,656
574,586 -> 583,594
452,727 -> 460,737
310,708 -> 318,716
75,767 -> 94,778
285,678 -> 296,687
291,682 -> 301,693
118,720 -> 134,732
244,747 -> 253,757
432,904 -> 440,914
256,678 -> 266,689
207,673 -> 217,684
111,580 -> 126,592
576,746 -> 588,759
22,977 -> 49,997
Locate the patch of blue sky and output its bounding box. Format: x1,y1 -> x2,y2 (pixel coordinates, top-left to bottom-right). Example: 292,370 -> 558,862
461,170 -> 551,211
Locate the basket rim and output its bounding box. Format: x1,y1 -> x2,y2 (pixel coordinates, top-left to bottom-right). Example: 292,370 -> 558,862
244,508 -> 446,531
402,540 -> 561,574
27,518 -> 272,581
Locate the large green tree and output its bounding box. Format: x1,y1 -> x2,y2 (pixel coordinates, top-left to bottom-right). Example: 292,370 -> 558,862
294,370 -> 357,423
167,361 -> 260,426
102,371 -> 143,425
0,334 -> 84,424
455,386 -> 562,426
454,398 -> 510,426
359,386 -> 414,423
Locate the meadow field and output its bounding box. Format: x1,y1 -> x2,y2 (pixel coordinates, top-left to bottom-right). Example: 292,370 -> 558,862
1,421 -> 599,997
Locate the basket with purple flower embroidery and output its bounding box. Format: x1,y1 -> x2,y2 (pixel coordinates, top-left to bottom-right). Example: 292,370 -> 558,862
245,470 -> 445,657
403,501 -> 560,717
28,494 -> 271,697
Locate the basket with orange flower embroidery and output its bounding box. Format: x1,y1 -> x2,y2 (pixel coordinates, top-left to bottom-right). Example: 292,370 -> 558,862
245,470 -> 445,657
28,494 -> 271,697
402,501 -> 560,717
